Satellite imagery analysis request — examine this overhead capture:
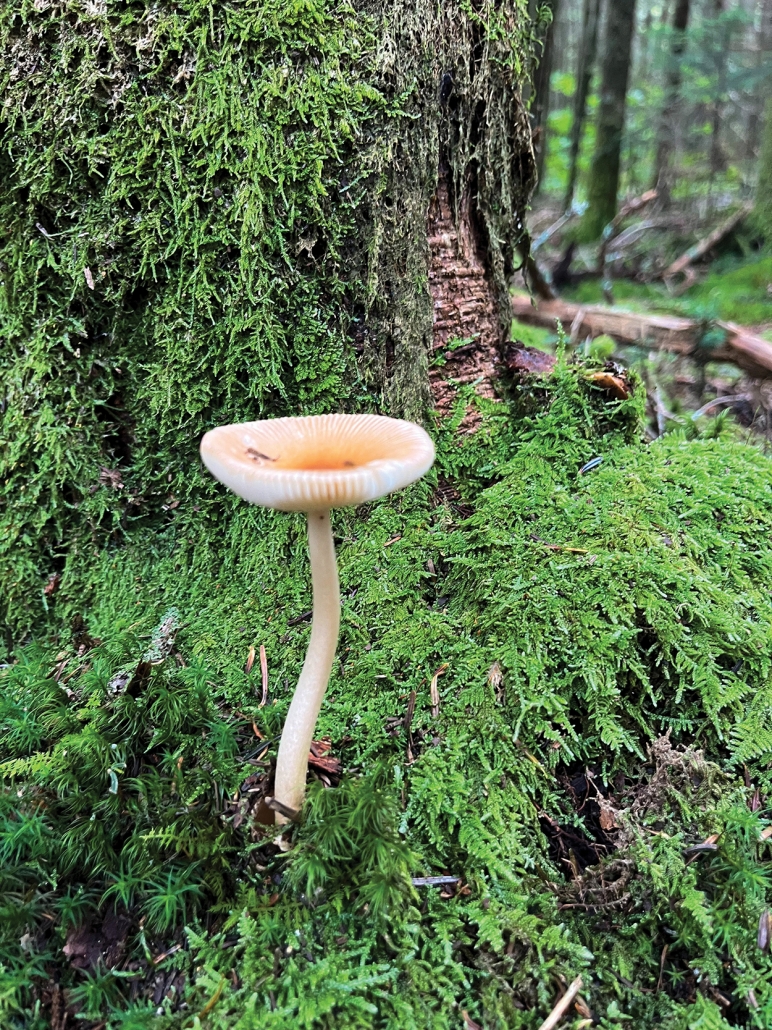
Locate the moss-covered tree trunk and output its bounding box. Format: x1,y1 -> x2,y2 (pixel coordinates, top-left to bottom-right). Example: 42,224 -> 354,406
0,0 -> 535,644
579,0 -> 638,241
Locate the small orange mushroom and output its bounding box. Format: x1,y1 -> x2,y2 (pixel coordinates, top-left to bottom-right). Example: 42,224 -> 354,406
201,413 -> 435,822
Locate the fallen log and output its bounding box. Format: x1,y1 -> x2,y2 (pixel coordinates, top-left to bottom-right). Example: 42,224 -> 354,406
511,293 -> 772,378
663,203 -> 753,282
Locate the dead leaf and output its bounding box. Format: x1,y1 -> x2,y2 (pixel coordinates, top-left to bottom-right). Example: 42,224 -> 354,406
83,266 -> 95,290
588,370 -> 631,400
99,467 -> 124,490
245,646 -> 256,676
461,1011 -> 482,1030
44,572 -> 61,597
599,802 -> 617,831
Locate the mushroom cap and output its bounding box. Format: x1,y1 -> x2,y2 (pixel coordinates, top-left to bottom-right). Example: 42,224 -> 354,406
200,413 -> 435,512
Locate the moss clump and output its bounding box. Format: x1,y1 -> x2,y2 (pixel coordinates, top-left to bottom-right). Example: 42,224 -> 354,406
3,364 -> 772,1026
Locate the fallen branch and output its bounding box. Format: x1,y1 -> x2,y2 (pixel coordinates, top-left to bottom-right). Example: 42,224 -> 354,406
511,294 -> 772,379
663,203 -> 753,282
598,189 -> 659,275
537,976 -> 584,1030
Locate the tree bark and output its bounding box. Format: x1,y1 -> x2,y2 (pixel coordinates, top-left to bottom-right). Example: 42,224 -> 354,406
564,0 -> 602,211
531,0 -> 562,191
579,0 -> 639,241
0,0 -> 537,637
651,0 -> 691,205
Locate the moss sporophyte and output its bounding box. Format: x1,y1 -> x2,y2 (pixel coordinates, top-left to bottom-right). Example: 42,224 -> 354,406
200,413 -> 435,822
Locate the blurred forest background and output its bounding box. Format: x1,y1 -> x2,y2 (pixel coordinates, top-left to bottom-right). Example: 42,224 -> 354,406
519,0 -> 772,435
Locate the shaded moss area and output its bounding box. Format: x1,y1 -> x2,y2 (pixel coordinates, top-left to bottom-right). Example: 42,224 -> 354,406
3,364 -> 772,1028
0,0 -> 535,641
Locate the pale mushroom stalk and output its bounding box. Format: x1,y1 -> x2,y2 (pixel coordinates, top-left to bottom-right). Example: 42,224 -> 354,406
273,510 -> 340,820
200,412 -> 435,824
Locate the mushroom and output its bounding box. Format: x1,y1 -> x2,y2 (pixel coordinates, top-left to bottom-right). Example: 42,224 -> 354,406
200,413 -> 435,821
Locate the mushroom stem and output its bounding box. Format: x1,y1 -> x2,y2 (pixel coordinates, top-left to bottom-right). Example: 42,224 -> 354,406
273,509 -> 340,822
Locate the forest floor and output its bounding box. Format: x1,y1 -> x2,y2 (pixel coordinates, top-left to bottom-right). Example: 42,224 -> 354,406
515,196 -> 772,446
4,347 -> 772,1029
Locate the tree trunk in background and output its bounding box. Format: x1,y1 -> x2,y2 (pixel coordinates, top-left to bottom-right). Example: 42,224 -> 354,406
756,98 -> 772,241
579,0 -> 639,241
709,0 -> 728,176
652,0 -> 691,206
0,0 -> 536,639
564,0 -> 602,211
531,0 -> 562,191
747,0 -> 772,158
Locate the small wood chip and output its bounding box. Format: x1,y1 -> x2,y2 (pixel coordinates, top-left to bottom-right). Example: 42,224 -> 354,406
759,825 -> 772,841
83,266 -> 95,290
384,535 -> 402,546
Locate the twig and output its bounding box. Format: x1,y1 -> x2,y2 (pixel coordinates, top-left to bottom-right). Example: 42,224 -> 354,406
657,943 -> 669,993
404,690 -> 416,762
537,976 -> 583,1030
691,394 -> 750,421
287,610 -> 312,626
597,189 -> 658,276
430,664 -> 448,718
412,875 -> 460,886
259,644 -> 269,707
152,943 -> 182,965
532,208 -> 579,253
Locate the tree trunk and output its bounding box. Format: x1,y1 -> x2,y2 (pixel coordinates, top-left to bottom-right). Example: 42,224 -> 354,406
757,98 -> 772,242
0,0 -> 536,639
564,0 -> 602,211
651,0 -> 691,205
709,0 -> 728,177
531,0 -> 562,191
579,0 -> 639,241
746,0 -> 772,158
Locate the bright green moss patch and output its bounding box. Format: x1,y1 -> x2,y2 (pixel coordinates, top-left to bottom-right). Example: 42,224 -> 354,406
4,365 -> 772,1026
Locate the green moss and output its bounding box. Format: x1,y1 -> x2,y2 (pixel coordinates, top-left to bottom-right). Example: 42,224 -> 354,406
0,0 -> 535,641
4,364 -> 772,1026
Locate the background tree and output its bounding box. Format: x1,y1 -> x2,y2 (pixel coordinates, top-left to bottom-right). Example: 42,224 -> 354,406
652,0 -> 691,205
757,98 -> 772,240
564,0 -> 603,210
579,0 -> 639,240
531,0 -> 562,188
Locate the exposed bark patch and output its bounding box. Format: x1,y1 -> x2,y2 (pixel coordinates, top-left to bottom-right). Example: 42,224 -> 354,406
428,167 -> 502,429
